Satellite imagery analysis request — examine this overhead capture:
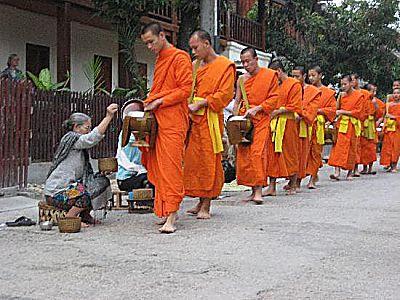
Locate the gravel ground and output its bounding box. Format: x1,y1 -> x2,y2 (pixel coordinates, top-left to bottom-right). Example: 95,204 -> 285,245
0,166 -> 399,300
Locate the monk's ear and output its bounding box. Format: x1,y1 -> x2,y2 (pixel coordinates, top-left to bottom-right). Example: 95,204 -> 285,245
159,31 -> 166,41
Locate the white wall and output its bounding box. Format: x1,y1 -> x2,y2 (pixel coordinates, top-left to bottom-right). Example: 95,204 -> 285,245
0,4 -> 57,80
0,4 -> 156,92
222,41 -> 272,70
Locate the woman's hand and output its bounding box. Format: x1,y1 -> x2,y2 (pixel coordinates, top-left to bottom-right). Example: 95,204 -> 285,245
106,103 -> 119,118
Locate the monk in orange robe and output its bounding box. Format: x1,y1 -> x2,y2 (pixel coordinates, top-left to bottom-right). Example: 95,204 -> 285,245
233,47 -> 278,204
380,88 -> 400,172
306,66 -> 336,188
291,66 -> 321,190
184,30 -> 235,219
393,80 -> 400,91
358,83 -> 385,174
328,75 -> 364,180
263,60 -> 302,196
141,22 -> 192,233
351,73 -> 372,177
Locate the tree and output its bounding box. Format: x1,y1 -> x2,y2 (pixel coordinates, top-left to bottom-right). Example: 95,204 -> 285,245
92,0 -> 165,97
260,0 -> 400,94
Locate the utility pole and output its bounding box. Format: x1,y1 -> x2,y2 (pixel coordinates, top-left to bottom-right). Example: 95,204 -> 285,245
200,0 -> 220,52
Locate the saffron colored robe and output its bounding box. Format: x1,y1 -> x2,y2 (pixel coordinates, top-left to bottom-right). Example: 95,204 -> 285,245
360,96 -> 380,165
184,56 -> 235,198
306,85 -> 336,177
142,46 -> 192,217
356,89 -> 372,164
298,84 -> 321,179
328,90 -> 364,170
266,77 -> 302,178
380,102 -> 400,166
236,68 -> 279,187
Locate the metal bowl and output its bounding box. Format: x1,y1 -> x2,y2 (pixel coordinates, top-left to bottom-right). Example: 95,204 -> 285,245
39,221 -> 53,231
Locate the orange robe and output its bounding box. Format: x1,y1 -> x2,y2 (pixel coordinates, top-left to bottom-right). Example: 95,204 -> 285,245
298,85 -> 321,179
184,56 -> 235,198
360,96 -> 379,165
356,89 -> 372,164
306,86 -> 336,177
236,68 -> 279,187
142,46 -> 192,217
380,103 -> 400,166
328,90 -> 364,170
266,77 -> 302,178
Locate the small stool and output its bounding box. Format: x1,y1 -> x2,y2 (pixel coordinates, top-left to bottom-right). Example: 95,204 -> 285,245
111,190 -> 129,210
38,201 -> 66,225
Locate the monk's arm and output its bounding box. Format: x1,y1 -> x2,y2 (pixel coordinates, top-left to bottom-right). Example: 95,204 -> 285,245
159,54 -> 193,107
260,73 -> 279,114
206,66 -> 236,113
302,94 -> 321,124
232,77 -> 243,115
285,83 -> 303,114
318,94 -> 336,122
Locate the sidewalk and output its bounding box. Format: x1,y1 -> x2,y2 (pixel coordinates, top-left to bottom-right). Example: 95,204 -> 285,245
0,196 -> 39,225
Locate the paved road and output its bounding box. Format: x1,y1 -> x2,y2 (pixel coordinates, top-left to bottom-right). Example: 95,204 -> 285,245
0,166 -> 399,300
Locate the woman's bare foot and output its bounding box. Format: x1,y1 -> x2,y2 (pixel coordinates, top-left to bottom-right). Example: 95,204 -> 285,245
81,222 -> 90,228
187,200 -> 202,215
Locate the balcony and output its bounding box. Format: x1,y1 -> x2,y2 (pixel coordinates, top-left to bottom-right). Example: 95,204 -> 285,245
220,10 -> 265,50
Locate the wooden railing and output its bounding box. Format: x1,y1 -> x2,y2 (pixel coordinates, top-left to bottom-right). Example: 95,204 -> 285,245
220,10 -> 265,50
0,79 -> 32,188
30,91 -> 127,162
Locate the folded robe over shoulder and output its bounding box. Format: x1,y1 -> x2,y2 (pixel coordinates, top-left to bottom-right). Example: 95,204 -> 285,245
236,67 -> 279,187
266,77 -> 302,178
184,56 -> 235,198
298,84 -> 321,179
306,85 -> 336,177
328,90 -> 364,170
142,46 -> 192,218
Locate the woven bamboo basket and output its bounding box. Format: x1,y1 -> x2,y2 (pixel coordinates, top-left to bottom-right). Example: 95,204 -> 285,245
58,217 -> 81,233
98,157 -> 118,173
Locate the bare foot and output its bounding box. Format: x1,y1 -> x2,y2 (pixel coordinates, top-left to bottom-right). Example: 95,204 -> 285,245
187,201 -> 202,215
286,188 -> 296,195
251,198 -> 264,205
81,222 -> 90,228
159,223 -> 176,234
346,175 -> 354,181
157,215 -> 179,225
283,184 -> 290,191
197,211 -> 211,219
262,189 -> 276,197
307,181 -> 317,189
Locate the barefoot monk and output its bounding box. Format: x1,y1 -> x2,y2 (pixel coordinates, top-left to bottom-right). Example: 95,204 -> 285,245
141,22 -> 193,233
233,47 -> 279,204
184,30 -> 235,219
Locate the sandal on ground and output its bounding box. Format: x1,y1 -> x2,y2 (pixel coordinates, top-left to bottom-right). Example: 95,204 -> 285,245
6,216 -> 36,227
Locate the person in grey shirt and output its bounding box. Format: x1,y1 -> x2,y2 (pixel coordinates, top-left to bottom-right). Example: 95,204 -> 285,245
44,103 -> 118,227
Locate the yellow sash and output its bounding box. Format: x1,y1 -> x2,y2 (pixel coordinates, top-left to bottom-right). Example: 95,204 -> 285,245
338,115 -> 361,137
207,108 -> 224,153
385,118 -> 397,132
363,115 -> 376,139
270,108 -> 295,152
316,115 -> 325,145
298,118 -> 308,138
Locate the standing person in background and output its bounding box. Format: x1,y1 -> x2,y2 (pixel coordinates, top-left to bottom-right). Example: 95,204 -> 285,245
0,54 -> 24,81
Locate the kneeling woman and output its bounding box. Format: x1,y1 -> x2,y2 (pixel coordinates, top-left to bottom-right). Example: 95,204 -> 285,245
44,104 -> 118,227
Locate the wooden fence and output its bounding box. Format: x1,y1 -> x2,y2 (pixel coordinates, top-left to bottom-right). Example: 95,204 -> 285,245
31,91 -> 127,162
0,78 -> 32,188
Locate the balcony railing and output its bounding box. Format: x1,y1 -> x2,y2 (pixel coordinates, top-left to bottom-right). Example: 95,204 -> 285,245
220,10 -> 265,50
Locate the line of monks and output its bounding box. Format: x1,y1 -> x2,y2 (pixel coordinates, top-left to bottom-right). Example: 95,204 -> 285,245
140,22 -> 400,233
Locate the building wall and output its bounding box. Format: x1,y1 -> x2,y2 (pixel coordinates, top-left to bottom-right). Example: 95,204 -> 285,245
0,4 -> 156,91
0,4 -> 57,80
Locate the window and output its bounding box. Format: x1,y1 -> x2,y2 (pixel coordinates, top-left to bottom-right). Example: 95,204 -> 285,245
26,43 -> 50,76
94,55 -> 112,93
